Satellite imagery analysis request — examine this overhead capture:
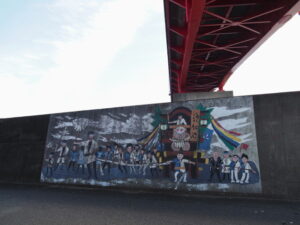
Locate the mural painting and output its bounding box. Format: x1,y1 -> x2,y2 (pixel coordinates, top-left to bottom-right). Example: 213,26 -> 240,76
41,96 -> 261,193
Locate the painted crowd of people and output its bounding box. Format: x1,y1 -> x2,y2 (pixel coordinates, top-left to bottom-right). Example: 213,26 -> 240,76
44,131 -> 259,185
44,132 -> 163,180
209,151 -> 259,184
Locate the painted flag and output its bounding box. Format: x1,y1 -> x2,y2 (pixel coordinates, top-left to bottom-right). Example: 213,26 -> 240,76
240,143 -> 249,150
211,119 -> 241,151
199,128 -> 213,151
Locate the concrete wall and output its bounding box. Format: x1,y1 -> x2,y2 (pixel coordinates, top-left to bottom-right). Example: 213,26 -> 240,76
0,115 -> 49,183
171,91 -> 233,102
0,91 -> 299,200
253,91 -> 300,200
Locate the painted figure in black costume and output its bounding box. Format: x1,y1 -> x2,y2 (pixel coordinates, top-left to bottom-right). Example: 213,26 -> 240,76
209,152 -> 222,182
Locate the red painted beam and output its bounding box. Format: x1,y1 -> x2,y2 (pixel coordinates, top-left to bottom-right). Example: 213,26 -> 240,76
218,71 -> 232,91
169,0 -> 186,8
166,0 -> 300,94
170,26 -> 187,37
170,46 -> 184,54
178,0 -> 207,93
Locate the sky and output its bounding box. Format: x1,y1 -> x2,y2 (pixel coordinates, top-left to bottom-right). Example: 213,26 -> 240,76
0,0 -> 299,118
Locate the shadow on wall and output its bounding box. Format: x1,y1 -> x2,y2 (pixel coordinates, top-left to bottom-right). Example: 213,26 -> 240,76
0,115 -> 50,183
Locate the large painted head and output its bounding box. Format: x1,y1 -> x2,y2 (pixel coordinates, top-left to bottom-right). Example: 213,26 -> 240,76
177,151 -> 184,160
127,145 -> 133,153
223,151 -> 229,158
232,155 -> 239,162
118,147 -> 123,153
152,147 -> 157,153
88,131 -> 95,140
241,154 -> 249,163
61,141 -> 67,147
72,144 -> 77,151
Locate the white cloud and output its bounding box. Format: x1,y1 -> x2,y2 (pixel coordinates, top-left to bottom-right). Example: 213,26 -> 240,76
0,0 -> 168,118
0,1 -> 299,119
211,106 -> 250,119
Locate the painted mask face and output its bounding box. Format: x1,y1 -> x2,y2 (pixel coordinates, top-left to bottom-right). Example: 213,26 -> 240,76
174,126 -> 186,135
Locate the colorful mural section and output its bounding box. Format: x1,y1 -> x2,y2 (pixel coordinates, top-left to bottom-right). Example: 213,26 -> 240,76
41,96 -> 261,193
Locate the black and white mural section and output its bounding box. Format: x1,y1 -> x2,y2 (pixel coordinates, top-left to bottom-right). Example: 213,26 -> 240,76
41,96 -> 261,193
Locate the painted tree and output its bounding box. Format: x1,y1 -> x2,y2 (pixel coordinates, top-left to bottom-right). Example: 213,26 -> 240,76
151,106 -> 167,128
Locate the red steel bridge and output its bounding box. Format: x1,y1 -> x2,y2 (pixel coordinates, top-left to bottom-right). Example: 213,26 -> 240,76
164,0 -> 300,94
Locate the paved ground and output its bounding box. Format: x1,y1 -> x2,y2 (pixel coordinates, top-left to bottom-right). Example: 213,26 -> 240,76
0,185 -> 299,225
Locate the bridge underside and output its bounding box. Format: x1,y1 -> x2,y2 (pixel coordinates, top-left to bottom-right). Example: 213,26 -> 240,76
164,0 -> 300,94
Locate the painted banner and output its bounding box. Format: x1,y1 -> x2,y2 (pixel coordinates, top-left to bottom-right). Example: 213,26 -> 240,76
41,96 -> 261,193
